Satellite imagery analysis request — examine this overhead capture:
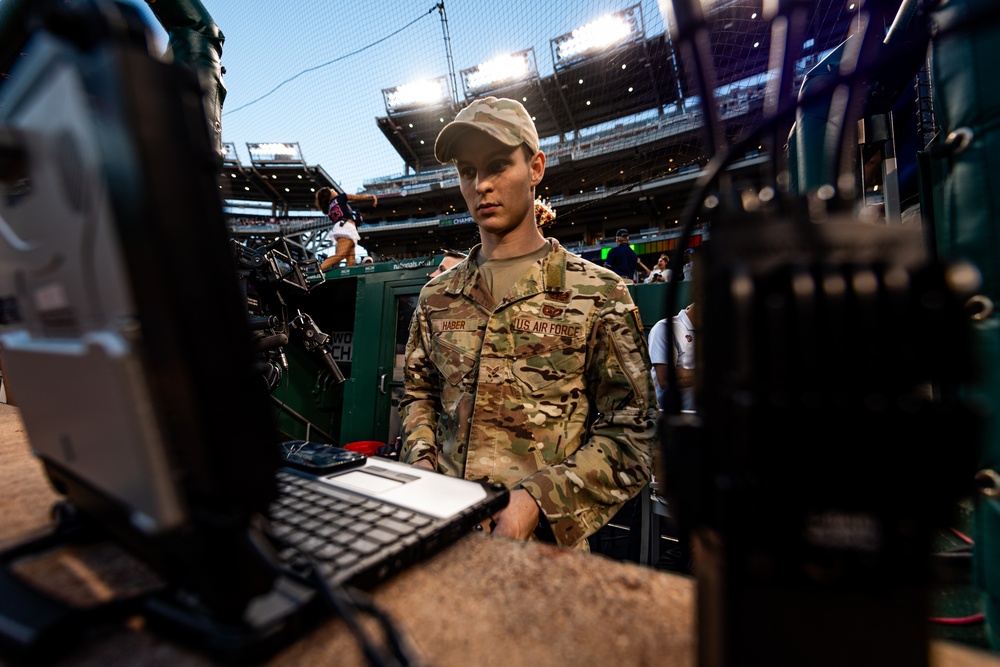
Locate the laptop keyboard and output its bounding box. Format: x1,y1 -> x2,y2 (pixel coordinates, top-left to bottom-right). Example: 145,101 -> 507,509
268,470 -> 438,586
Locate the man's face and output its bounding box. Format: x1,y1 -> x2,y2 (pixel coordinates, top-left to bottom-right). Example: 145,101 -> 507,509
429,255 -> 462,279
454,132 -> 544,239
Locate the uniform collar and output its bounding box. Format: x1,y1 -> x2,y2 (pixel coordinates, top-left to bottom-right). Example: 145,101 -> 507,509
444,238 -> 567,303
676,307 -> 694,330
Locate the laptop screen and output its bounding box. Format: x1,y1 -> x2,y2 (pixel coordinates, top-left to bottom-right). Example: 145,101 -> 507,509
0,2 -> 280,609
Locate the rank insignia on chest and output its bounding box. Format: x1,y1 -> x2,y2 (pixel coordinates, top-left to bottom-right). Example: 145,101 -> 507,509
547,290 -> 571,303
541,304 -> 564,318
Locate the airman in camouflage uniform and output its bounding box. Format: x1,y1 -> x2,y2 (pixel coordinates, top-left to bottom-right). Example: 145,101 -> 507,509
399,97 -> 657,549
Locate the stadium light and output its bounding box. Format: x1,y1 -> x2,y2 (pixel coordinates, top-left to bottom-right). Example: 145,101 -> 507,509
222,141 -> 241,166
553,8 -> 639,63
384,77 -> 448,110
462,50 -> 533,92
247,142 -> 304,164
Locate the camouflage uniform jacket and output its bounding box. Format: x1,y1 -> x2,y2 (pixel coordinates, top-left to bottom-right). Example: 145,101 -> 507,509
399,238 -> 657,548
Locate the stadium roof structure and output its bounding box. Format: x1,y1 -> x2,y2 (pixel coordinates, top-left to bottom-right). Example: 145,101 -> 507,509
374,0 -> 856,174
219,141 -> 341,215
377,5 -> 680,172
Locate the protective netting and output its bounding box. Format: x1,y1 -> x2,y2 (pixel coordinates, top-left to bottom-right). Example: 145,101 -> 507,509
120,0 -> 861,262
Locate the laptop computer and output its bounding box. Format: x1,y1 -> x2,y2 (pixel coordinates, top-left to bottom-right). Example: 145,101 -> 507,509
0,1 -> 506,658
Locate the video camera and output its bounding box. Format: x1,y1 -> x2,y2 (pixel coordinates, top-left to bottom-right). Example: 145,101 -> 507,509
231,237 -> 345,390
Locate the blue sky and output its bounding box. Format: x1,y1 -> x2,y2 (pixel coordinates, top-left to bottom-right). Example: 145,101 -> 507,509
112,0 -> 668,195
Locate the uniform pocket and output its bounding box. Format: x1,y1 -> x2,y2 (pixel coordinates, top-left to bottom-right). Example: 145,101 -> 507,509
430,330 -> 480,386
510,332 -> 586,393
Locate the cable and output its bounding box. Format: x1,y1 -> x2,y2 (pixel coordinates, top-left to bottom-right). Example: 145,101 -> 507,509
670,0 -> 725,156
763,1 -> 812,186
929,613 -> 985,626
655,0 -> 998,577
243,522 -> 421,667
310,574 -> 422,667
950,527 -> 974,545
550,0 -> 1000,239
275,547 -> 421,667
272,360 -> 293,423
932,549 -> 972,558
656,0 -> 967,414
223,6 -> 438,117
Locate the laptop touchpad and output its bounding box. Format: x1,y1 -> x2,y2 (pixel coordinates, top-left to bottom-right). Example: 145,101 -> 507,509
328,469 -> 407,494
320,461 -> 489,519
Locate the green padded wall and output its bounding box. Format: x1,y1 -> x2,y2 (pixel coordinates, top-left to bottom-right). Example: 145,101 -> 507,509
929,0 -> 1000,648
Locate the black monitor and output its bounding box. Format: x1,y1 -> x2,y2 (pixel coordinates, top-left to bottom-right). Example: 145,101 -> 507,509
0,0 -> 289,639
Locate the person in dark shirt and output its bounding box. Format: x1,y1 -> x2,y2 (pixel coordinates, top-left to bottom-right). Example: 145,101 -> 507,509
604,229 -> 648,283
315,187 -> 377,270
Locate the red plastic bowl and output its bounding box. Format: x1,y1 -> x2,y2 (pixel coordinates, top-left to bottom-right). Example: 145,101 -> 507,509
343,440 -> 384,456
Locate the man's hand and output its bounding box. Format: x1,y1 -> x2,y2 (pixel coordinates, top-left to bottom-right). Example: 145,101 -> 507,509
411,459 -> 435,471
489,489 -> 541,540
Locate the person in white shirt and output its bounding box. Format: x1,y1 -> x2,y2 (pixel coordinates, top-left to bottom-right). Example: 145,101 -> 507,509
644,254 -> 672,283
647,303 -> 695,411
681,248 -> 695,282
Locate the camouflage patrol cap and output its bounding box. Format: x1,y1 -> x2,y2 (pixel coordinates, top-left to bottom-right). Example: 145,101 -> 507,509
434,96 -> 540,163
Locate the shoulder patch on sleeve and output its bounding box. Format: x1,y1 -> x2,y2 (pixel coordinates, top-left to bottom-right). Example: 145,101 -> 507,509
631,307 -> 643,334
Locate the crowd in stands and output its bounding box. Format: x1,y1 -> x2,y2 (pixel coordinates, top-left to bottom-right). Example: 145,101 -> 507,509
228,215 -> 278,227
228,215 -> 330,230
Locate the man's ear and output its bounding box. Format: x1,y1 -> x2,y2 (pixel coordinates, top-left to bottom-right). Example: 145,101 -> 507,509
529,150 -> 546,187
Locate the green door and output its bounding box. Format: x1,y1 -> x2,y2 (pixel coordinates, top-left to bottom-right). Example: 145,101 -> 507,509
372,281 -> 425,445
